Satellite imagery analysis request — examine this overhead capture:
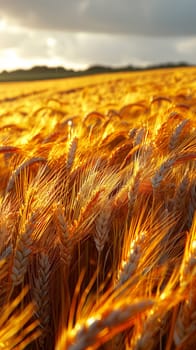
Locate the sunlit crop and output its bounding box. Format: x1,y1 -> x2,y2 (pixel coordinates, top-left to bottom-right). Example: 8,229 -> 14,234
0,68 -> 195,349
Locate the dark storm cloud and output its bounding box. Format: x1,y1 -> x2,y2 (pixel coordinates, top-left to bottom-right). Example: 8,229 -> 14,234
0,0 -> 195,72
0,0 -> 196,36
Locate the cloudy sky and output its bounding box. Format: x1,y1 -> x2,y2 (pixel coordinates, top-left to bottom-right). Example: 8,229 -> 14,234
0,0 -> 196,71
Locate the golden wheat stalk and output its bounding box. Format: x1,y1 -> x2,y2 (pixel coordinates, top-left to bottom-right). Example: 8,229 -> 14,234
57,299 -> 154,350
0,287 -> 40,349
174,214 -> 196,347
6,157 -> 47,194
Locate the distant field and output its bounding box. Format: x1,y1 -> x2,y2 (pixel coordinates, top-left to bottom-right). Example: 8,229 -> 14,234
0,67 -> 195,350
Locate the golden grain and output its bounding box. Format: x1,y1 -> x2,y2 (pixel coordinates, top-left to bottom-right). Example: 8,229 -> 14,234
0,68 -> 195,349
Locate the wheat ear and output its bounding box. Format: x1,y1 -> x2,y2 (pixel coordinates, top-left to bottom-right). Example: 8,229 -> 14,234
133,267 -> 185,350
108,143 -> 132,167
128,170 -> 141,211
0,245 -> 12,260
117,237 -> 142,287
187,180 -> 196,229
151,158 -> 175,190
0,145 -> 20,154
174,215 -> 196,346
133,128 -> 146,147
6,157 -> 47,193
169,119 -> 189,151
66,137 -> 78,170
57,206 -> 73,266
11,219 -> 34,287
33,252 -> 51,348
174,175 -> 189,214
73,189 -> 104,241
94,203 -> 112,253
58,299 -> 154,350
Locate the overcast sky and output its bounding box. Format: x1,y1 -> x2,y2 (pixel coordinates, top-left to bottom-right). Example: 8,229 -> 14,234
0,0 -> 196,71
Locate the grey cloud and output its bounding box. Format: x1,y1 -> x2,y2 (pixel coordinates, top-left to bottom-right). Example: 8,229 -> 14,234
9,31 -> 196,67
0,31 -> 26,49
0,0 -> 196,36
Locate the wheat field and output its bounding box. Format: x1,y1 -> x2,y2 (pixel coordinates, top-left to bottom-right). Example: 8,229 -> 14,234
0,67 -> 196,350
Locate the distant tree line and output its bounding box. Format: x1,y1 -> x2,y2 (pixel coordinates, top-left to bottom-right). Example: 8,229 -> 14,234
0,62 -> 193,82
